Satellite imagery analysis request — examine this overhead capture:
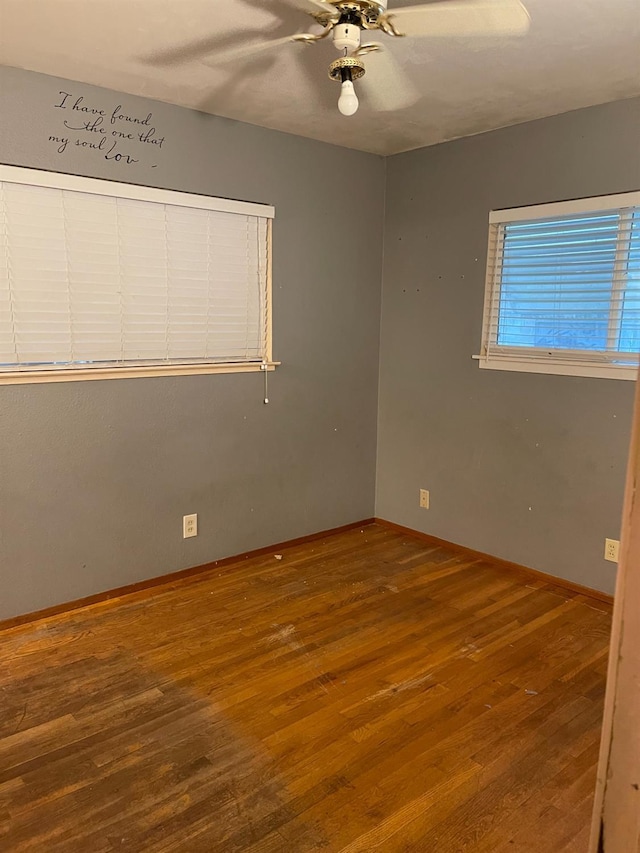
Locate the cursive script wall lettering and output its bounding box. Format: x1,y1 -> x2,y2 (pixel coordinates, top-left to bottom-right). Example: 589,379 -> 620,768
48,90 -> 167,168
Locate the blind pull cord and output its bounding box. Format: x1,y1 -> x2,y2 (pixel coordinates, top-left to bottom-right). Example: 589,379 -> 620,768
261,362 -> 269,404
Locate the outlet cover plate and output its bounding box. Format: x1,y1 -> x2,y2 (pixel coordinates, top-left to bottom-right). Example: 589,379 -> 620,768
183,513 -> 198,539
604,538 -> 619,563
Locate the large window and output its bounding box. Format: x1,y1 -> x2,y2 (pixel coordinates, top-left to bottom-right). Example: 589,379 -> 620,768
0,166 -> 275,384
479,192 -> 640,380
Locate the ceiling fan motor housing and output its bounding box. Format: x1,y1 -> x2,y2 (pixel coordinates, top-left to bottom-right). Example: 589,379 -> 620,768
324,2 -> 389,46
328,0 -> 389,14
333,22 -> 361,51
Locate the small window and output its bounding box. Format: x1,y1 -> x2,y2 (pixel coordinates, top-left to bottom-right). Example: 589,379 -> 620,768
479,192 -> 640,380
0,166 -> 275,384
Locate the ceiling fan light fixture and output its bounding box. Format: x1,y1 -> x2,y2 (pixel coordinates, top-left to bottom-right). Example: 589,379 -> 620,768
329,55 -> 365,116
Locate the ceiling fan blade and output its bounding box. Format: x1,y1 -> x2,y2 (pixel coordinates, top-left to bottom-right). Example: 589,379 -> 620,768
383,0 -> 531,38
202,34 -> 314,65
359,45 -> 420,112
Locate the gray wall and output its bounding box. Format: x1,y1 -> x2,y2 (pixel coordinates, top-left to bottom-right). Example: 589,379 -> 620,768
0,67 -> 385,619
377,98 -> 640,595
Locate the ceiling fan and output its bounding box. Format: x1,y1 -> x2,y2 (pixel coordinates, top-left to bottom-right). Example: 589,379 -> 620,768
184,0 -> 531,117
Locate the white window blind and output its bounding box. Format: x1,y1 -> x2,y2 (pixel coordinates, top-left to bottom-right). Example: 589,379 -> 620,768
0,167 -> 274,380
480,192 -> 640,380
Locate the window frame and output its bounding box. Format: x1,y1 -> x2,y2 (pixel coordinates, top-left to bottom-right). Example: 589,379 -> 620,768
478,191 -> 640,381
0,166 -> 277,385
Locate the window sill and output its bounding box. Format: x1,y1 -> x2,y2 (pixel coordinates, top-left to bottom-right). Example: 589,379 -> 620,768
474,356 -> 637,381
0,361 -> 280,386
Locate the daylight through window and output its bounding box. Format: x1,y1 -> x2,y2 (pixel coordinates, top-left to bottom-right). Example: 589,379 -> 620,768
479,192 -> 640,380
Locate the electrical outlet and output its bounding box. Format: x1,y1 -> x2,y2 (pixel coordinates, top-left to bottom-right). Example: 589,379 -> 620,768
183,513 -> 198,539
604,538 -> 619,563
419,489 -> 430,509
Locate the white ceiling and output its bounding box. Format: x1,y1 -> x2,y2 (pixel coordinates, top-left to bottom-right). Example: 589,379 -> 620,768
1,0 -> 639,156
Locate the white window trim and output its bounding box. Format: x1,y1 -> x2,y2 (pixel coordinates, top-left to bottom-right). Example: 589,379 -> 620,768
0,166 -> 277,385
473,354 -> 636,382
477,190 -> 640,382
0,166 -> 275,219
0,361 -> 279,386
488,192 -> 640,225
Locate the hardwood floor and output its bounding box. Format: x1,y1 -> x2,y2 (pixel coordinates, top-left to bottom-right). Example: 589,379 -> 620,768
0,524 -> 612,852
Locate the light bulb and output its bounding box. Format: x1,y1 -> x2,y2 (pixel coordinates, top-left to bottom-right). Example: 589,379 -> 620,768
338,80 -> 359,116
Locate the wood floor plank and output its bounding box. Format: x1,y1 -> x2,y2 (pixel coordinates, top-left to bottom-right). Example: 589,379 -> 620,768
0,523 -> 611,851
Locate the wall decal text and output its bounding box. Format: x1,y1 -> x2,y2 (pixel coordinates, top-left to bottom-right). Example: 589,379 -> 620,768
48,90 -> 167,168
